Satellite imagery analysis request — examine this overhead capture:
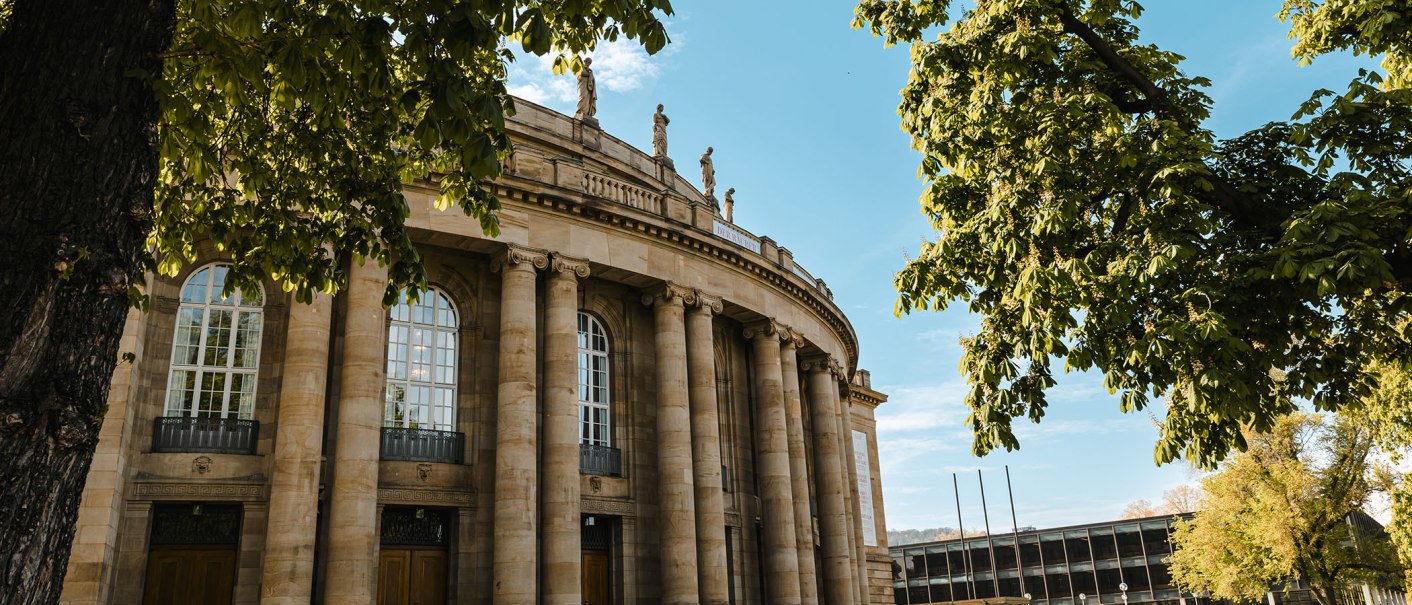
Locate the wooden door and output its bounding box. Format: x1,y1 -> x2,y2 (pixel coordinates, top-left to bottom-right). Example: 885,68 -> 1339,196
410,550 -> 447,605
379,548 -> 447,605
582,551 -> 611,605
378,550 -> 411,605
142,547 -> 236,605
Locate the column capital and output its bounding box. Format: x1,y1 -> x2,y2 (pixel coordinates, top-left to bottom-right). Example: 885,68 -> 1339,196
799,354 -> 839,375
493,243 -> 550,273
549,253 -> 590,279
690,290 -> 723,315
642,281 -> 694,308
780,327 -> 804,350
744,319 -> 797,344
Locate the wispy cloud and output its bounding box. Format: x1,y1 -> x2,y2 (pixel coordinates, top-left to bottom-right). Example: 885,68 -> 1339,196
506,28 -> 683,108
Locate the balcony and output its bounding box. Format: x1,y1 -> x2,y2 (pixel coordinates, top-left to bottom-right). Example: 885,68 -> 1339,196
380,427 -> 465,464
580,443 -> 622,476
152,416 -> 259,455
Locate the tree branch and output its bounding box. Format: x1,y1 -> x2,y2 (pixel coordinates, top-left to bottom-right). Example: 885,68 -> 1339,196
1056,5 -> 1285,235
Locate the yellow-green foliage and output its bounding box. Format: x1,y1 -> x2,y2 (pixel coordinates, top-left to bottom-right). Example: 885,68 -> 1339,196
1167,414 -> 1402,605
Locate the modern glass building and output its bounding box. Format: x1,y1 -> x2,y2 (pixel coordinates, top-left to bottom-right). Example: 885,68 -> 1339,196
890,515 -> 1194,605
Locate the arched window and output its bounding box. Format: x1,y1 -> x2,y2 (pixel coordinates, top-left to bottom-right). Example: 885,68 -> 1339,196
385,289 -> 458,431
165,264 -> 264,419
578,312 -> 610,446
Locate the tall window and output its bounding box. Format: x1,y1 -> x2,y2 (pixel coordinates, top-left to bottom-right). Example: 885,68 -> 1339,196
578,312 -> 610,446
166,264 -> 264,419
385,289 -> 458,431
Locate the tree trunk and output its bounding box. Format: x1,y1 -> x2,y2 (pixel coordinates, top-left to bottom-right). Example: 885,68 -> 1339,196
0,0 -> 173,603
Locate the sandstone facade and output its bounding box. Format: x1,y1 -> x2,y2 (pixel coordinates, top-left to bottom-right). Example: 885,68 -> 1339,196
61,99 -> 893,605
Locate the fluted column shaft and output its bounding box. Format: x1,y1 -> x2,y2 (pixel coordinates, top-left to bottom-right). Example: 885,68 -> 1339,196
494,245 -> 547,605
542,254 -> 587,605
841,395 -> 869,605
261,293 -> 334,605
747,323 -> 801,605
780,337 -> 820,605
650,284 -> 700,605
806,360 -> 854,605
687,294 -> 729,605
325,260 -> 388,605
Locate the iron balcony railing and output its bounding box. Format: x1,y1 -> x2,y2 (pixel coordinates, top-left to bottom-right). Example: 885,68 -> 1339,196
380,427 -> 465,464
152,416 -> 259,455
580,443 -> 622,476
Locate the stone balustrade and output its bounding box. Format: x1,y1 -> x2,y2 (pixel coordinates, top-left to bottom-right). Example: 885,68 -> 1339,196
583,171 -> 663,215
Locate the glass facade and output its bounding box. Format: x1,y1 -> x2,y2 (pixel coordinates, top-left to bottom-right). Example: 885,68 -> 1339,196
891,516 -> 1190,605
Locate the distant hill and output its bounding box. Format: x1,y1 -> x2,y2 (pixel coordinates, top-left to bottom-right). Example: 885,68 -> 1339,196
888,526 -> 1038,547
887,527 -> 981,546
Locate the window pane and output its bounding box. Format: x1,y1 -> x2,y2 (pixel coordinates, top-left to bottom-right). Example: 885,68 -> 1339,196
181,267 -> 210,303
166,370 -> 196,416
204,309 -> 233,366
234,311 -> 262,368
173,308 -> 204,366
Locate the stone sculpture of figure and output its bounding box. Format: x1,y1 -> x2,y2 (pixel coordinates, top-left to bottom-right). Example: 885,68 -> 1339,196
723,188 -> 736,222
652,104 -> 669,159
700,147 -> 716,199
576,58 -> 597,121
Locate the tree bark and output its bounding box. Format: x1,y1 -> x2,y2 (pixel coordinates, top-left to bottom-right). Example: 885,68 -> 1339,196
0,0 -> 173,603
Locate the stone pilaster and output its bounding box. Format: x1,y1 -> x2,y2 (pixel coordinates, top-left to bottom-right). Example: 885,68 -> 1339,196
542,253 -> 589,605
326,259 -> 388,605
493,244 -> 549,605
780,331 -> 819,605
260,293 -> 334,604
745,320 -> 802,605
804,357 -> 853,605
646,282 -> 700,605
687,292 -> 729,605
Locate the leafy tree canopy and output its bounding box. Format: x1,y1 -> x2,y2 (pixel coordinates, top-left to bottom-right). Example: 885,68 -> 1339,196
1167,413 -> 1403,605
146,0 -> 671,306
853,0 -> 1412,467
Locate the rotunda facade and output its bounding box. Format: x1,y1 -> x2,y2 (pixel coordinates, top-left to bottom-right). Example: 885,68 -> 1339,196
60,98 -> 893,605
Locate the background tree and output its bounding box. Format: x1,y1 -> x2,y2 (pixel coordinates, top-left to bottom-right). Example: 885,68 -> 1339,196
1121,483 -> 1202,518
1120,498 -> 1158,520
853,0 -> 1412,468
0,0 -> 671,601
1167,413 -> 1403,605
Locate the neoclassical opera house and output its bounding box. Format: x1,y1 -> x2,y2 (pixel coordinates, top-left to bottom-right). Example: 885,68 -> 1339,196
61,98 -> 893,605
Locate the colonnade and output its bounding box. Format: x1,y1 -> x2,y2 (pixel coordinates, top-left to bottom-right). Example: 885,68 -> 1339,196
253,243 -> 871,605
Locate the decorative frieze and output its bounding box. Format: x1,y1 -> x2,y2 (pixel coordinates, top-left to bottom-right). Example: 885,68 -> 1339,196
134,482 -> 265,501
377,488 -> 476,508
581,497 -> 636,516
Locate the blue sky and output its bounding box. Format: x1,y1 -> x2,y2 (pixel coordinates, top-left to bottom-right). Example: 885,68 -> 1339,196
505,1 -> 1379,531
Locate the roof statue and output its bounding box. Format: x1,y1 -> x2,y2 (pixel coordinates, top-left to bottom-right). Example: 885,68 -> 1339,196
723,188 -> 735,222
652,104 -> 670,159
576,57 -> 596,122
700,146 -> 716,200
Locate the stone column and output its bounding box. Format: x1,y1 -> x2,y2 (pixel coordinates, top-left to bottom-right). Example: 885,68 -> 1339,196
325,259 -> 388,605
841,394 -> 869,605
780,334 -> 820,605
260,293 -> 334,604
804,357 -> 854,605
647,282 -> 701,605
745,320 -> 801,605
542,253 -> 588,605
687,292 -> 729,605
493,244 -> 548,605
